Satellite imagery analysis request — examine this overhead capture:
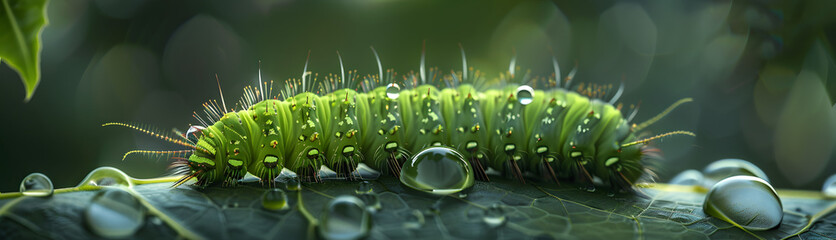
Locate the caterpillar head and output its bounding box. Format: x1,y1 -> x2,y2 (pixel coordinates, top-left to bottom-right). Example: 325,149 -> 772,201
174,127 -> 224,187
186,154 -> 218,186
597,144 -> 644,190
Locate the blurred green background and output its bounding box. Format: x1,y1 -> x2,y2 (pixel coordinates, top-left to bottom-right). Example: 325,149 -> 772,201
1,0 -> 835,191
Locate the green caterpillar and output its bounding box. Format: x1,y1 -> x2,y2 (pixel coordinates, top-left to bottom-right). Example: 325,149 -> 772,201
105,47 -> 693,191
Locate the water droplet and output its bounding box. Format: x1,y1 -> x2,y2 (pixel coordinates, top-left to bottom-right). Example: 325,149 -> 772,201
385,83 -> 401,100
355,181 -> 373,194
319,195 -> 372,240
669,169 -> 704,186
515,85 -> 534,105
185,125 -> 205,143
262,189 -> 289,211
20,173 -> 54,197
356,193 -> 381,213
482,204 -> 506,228
78,167 -> 132,188
402,210 -> 424,229
399,147 -> 475,195
85,189 -> 145,238
285,178 -> 301,191
703,176 -> 783,231
703,159 -> 769,188
823,174 -> 836,197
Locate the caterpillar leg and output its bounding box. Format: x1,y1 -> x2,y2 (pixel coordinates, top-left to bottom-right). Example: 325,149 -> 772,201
468,153 -> 490,182
386,152 -> 402,178
541,157 -> 559,185
507,155 -> 526,184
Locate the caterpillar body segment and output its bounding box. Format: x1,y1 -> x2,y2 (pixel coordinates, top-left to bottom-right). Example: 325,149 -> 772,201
440,85 -> 490,181
324,88 -> 363,179
244,100 -> 288,187
357,86 -> 407,177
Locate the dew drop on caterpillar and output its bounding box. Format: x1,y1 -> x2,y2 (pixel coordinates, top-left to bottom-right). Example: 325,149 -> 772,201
104,46 -> 695,192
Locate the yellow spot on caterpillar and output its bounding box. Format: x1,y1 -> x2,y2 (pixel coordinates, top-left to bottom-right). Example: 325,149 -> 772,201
605,157 -> 619,167
228,159 -> 243,167
466,141 -> 477,150
504,144 -> 515,152
307,149 -> 319,156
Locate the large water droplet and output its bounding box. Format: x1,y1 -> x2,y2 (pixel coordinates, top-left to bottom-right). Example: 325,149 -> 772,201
482,204 -> 506,228
399,147 -> 474,195
703,158 -> 769,188
669,169 -> 704,186
20,173 -> 54,197
78,167 -> 132,188
85,189 -> 145,238
515,85 -> 534,105
385,83 -> 401,100
703,176 -> 783,231
355,181 -> 373,194
823,174 -> 836,197
319,195 -> 372,240
262,189 -> 289,211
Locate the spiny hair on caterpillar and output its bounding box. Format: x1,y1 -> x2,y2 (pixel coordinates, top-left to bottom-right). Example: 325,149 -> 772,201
104,46 -> 695,192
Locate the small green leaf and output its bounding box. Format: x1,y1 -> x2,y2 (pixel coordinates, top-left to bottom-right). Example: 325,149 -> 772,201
0,0 -> 48,102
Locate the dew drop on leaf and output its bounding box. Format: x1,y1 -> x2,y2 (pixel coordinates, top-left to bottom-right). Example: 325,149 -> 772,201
19,173 -> 53,197
823,174 -> 836,197
84,189 -> 145,238
285,178 -> 301,191
483,204 -> 506,228
356,192 -> 381,213
385,83 -> 401,100
402,209 -> 424,230
319,195 -> 372,240
78,167 -> 132,188
355,181 -> 373,194
669,169 -> 704,186
515,85 -> 534,105
702,158 -> 769,188
703,176 -> 783,231
399,147 -> 475,195
261,188 -> 288,211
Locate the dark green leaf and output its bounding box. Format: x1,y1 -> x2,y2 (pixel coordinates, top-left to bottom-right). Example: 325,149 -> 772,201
0,178 -> 834,239
0,0 -> 48,102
